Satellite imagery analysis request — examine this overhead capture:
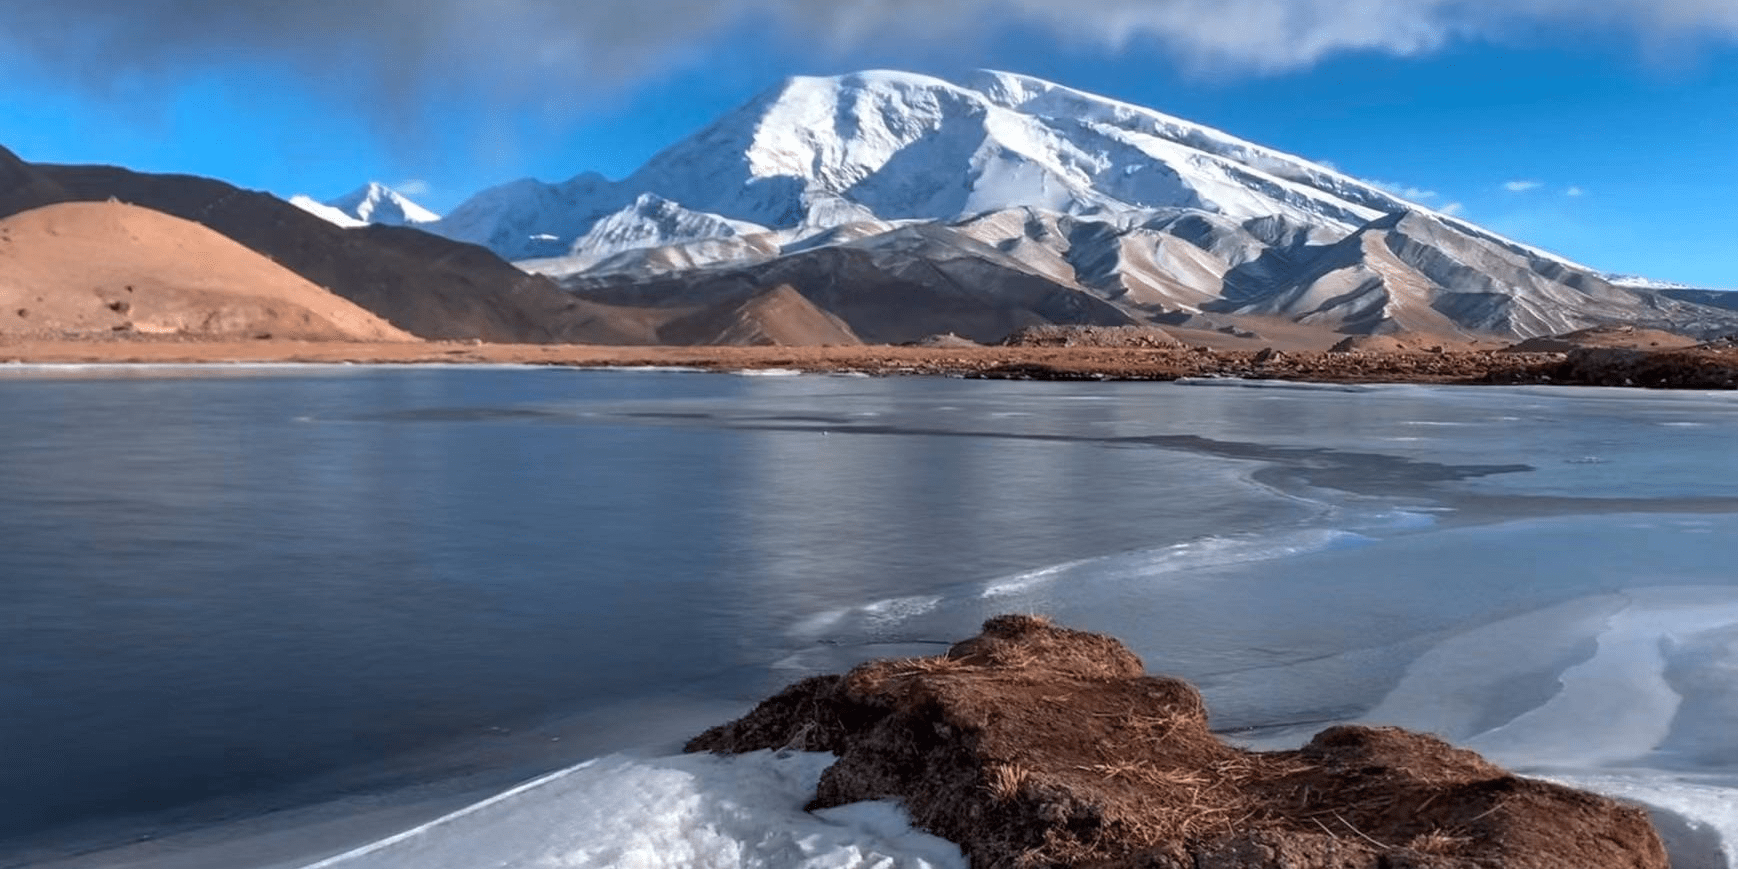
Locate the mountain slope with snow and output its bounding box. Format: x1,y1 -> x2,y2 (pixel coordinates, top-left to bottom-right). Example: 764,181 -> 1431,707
434,69 -> 1738,343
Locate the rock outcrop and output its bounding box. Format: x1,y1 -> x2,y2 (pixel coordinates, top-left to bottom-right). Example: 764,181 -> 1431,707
688,616 -> 1666,869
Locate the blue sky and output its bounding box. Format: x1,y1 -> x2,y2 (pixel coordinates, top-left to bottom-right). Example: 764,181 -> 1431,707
0,1 -> 1734,287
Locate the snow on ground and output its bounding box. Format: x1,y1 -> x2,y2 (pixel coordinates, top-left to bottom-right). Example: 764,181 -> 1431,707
302,751 -> 964,869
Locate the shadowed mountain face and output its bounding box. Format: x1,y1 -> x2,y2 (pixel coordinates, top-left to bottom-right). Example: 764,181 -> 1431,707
28,164 -> 601,343
1661,288 -> 1738,313
0,153 -> 920,347
565,205 -> 1738,344
0,146 -> 67,218
568,225 -> 1138,345
0,158 -> 624,343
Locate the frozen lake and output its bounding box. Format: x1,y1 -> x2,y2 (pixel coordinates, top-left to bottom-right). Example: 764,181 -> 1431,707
2,367 -> 1734,868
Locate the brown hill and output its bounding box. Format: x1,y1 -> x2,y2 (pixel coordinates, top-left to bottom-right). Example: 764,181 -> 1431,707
0,202 -> 412,342
0,154 -> 627,344
658,284 -> 862,346
691,615 -> 1667,869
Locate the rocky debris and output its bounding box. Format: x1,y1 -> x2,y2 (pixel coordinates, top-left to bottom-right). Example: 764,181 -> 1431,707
1546,347 -> 1738,389
906,332 -> 985,349
689,615 -> 1667,869
1499,336 -> 1581,353
1002,325 -> 1183,348
1327,335 -> 1425,354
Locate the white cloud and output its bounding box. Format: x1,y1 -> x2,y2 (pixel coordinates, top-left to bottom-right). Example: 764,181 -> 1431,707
1366,179 -> 1439,201
1504,180 -> 1543,193
395,179 -> 433,197
1440,202 -> 1467,216
1566,186 -> 1587,197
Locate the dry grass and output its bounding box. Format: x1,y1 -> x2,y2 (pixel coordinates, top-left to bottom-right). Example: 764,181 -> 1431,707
1407,830 -> 1475,855
986,763 -> 1031,802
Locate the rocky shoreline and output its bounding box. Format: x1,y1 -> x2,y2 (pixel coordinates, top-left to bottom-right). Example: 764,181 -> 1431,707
689,616 -> 1666,869
4,337 -> 1738,389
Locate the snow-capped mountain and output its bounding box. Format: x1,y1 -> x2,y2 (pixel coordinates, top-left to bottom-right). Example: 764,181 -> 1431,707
295,182 -> 440,228
434,69 -> 1738,342
436,70 -> 1435,264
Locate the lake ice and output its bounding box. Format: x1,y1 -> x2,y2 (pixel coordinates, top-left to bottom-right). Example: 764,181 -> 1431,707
1,369 -> 1733,868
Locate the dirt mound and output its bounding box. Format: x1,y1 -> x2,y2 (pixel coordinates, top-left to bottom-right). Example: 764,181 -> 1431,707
689,615 -> 1666,869
658,284 -> 862,346
0,202 -> 412,341
1003,324 -> 1182,348
1328,334 -> 1438,354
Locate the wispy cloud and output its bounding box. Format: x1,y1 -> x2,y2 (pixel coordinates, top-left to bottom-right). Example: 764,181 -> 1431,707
1504,180 -> 1544,193
1566,186 -> 1587,197
395,179 -> 433,197
1440,202 -> 1467,216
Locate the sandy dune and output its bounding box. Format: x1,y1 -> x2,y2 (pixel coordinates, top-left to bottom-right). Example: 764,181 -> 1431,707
0,202 -> 413,342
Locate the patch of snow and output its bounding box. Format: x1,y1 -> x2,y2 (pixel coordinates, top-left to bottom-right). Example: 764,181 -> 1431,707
290,195 -> 366,229
301,751 -> 965,869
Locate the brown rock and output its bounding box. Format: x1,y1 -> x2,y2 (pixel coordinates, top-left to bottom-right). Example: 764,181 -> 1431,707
688,616 -> 1666,869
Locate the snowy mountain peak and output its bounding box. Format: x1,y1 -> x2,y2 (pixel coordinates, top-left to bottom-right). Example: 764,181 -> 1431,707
324,182 -> 440,227
433,68 -> 1465,265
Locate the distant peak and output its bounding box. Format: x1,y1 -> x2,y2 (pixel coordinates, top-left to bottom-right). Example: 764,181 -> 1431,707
324,181 -> 439,226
